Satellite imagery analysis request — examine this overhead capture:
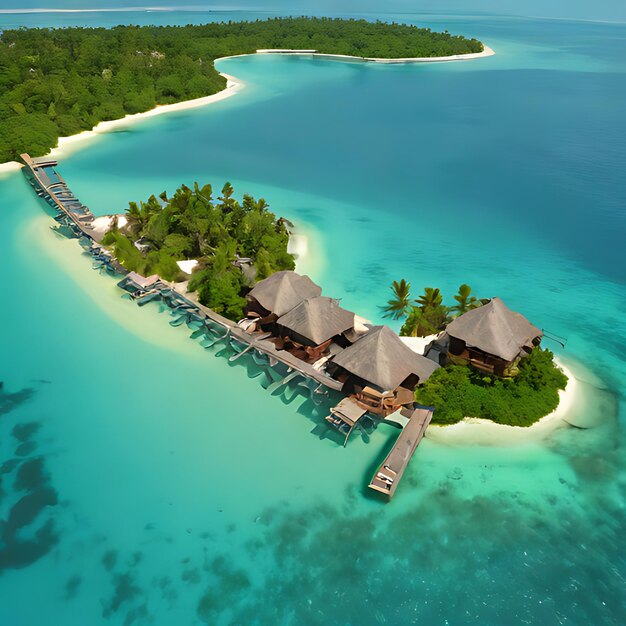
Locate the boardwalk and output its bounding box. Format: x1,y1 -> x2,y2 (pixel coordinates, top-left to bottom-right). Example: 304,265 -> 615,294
369,406 -> 434,498
20,153 -> 103,242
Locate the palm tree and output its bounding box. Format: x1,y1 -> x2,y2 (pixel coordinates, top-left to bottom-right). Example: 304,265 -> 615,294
400,308 -> 434,337
382,279 -> 412,320
415,287 -> 443,311
451,284 -> 480,316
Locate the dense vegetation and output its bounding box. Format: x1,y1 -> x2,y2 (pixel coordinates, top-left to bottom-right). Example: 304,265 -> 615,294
0,17 -> 483,162
416,348 -> 568,426
102,182 -> 294,319
382,280 -> 486,336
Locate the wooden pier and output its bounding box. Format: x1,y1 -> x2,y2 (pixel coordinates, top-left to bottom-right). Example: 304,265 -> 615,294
368,406 -> 433,498
119,272 -> 344,393
20,153 -> 103,242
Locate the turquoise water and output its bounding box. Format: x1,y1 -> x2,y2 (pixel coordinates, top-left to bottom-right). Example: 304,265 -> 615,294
1,13 -> 625,626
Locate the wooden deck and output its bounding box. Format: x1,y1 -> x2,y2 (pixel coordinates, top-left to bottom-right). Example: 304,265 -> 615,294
368,406 -> 434,498
20,153 -> 103,243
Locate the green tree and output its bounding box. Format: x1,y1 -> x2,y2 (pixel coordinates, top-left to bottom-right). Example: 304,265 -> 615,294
451,284 -> 480,316
415,287 -> 443,310
382,279 -> 413,320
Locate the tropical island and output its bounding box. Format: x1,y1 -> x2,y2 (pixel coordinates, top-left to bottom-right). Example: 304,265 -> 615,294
0,17 -> 485,162
382,280 -> 568,426
21,153 -> 571,496
104,182 -> 567,430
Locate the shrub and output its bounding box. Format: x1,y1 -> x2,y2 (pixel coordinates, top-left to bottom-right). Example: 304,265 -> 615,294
415,348 -> 567,427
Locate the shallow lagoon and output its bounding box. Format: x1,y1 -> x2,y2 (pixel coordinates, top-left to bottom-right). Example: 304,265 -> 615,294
0,13 -> 624,626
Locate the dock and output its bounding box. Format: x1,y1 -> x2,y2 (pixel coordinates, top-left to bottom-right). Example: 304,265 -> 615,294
368,406 -> 433,498
118,272 -> 345,393
19,153 -> 107,243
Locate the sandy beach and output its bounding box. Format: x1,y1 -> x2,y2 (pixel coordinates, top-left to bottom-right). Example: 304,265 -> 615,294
257,45 -> 495,64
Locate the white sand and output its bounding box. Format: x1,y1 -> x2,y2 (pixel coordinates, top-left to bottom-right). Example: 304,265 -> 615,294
427,358 -> 578,446
401,334 -> 439,355
257,45 -> 495,64
91,214 -> 127,240
0,161 -> 23,175
176,259 -> 198,274
289,221 -> 326,278
46,72 -> 244,161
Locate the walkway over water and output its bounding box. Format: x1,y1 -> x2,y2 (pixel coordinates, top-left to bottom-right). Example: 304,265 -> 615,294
369,406 -> 434,498
20,153 -> 103,242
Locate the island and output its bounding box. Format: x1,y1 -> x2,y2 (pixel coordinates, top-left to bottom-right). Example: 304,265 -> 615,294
382,280 -> 568,427
0,17 -> 487,162
21,153 -> 570,498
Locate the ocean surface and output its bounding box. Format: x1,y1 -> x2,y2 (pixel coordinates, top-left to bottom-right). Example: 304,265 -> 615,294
0,10 -> 625,626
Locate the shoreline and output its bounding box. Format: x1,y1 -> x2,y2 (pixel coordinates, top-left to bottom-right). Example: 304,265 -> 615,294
427,357 -> 579,445
0,45 -> 494,172
0,71 -> 244,172
256,45 -> 495,64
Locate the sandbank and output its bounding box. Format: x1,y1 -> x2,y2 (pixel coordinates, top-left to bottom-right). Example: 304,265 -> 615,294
427,358 -> 579,446
257,45 -> 495,64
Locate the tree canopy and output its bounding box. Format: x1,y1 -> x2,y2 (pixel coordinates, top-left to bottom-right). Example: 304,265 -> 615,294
0,17 -> 483,161
102,181 -> 295,320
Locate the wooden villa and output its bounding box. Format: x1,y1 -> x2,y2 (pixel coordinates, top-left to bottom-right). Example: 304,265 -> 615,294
445,297 -> 542,377
275,296 -> 356,363
327,325 -> 439,419
242,270 -> 322,332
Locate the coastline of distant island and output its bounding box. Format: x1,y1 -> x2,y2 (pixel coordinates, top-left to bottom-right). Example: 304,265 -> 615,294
0,17 -> 493,169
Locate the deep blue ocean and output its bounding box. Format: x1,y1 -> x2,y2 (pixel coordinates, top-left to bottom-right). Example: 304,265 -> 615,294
0,9 -> 624,626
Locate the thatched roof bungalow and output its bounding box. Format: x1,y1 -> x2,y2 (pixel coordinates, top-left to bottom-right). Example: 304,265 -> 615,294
445,297 -> 542,376
244,270 -> 322,322
276,296 -> 355,354
328,325 -> 439,416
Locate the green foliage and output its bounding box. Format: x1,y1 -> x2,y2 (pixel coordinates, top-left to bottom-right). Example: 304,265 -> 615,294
0,18 -> 483,161
384,280 -> 483,337
382,278 -> 412,320
451,284 -> 480,315
110,181 -> 294,320
415,348 -> 568,426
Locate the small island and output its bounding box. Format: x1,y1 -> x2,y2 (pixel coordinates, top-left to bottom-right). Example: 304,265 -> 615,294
382,280 -> 568,427
0,17 -> 485,162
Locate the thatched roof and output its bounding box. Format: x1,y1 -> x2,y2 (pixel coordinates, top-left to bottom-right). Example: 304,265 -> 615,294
247,271 -> 322,317
277,296 -> 355,345
125,272 -> 160,289
446,297 -> 542,362
331,326 -> 439,391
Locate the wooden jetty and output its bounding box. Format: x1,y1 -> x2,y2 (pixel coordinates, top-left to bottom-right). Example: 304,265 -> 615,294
119,272 -> 344,393
20,153 -> 105,243
368,406 -> 434,499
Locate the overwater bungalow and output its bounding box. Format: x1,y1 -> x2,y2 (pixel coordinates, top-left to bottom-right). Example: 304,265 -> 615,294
445,297 -> 542,376
275,296 -> 356,363
118,271 -> 161,294
327,325 -> 439,417
242,270 -> 322,332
